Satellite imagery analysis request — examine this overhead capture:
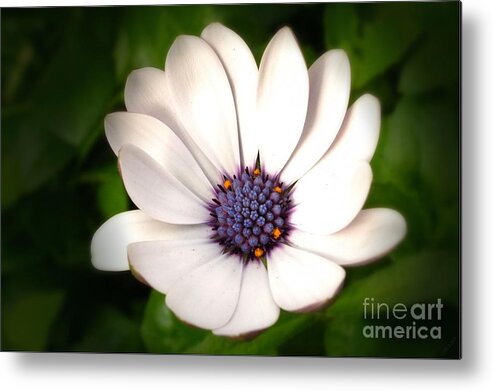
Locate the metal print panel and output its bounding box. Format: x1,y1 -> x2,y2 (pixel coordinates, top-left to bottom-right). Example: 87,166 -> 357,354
1,1 -> 461,358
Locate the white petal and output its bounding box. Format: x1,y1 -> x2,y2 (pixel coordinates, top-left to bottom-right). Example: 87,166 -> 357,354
105,112 -> 212,202
281,50 -> 351,183
201,23 -> 259,167
91,210 -> 211,271
257,27 -> 309,174
267,245 -> 345,312
118,144 -> 209,224
128,239 -> 221,294
166,254 -> 243,330
289,208 -> 407,266
213,260 -> 280,338
327,94 -> 381,162
291,157 -> 372,235
165,35 -> 240,175
124,67 -> 181,132
124,67 -> 220,185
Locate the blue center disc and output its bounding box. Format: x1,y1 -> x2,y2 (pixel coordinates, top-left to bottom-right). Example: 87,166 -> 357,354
209,165 -> 293,260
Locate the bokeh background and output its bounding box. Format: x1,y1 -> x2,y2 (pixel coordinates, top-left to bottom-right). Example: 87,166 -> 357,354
1,2 -> 460,357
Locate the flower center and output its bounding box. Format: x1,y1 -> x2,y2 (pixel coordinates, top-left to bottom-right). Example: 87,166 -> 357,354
209,164 -> 293,261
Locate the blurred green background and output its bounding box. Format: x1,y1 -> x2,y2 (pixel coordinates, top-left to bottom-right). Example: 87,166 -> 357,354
1,2 -> 460,357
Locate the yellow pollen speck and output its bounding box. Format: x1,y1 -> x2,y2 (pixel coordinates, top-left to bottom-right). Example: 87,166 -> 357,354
253,168 -> 261,177
272,227 -> 282,240
274,186 -> 282,193
223,179 -> 232,190
254,248 -> 264,258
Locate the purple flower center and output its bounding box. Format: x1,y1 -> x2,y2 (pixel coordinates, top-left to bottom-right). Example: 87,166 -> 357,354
209,165 -> 293,260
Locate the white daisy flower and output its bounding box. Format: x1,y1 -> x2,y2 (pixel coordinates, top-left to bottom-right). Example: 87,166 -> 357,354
91,23 -> 407,338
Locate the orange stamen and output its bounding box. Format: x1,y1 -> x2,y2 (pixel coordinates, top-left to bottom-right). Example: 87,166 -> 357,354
274,186 -> 282,193
254,248 -> 264,258
253,168 -> 261,177
223,179 -> 232,190
272,227 -> 282,240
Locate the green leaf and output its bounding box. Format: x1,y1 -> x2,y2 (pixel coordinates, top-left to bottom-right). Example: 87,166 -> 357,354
372,96 -> 459,195
12,186 -> 95,268
374,98 -> 422,192
23,9 -> 118,148
415,99 -> 459,205
142,289 -> 317,355
399,30 -> 459,95
324,249 -> 459,357
1,289 -> 65,351
96,166 -> 129,220
433,203 -> 460,247
1,8 -> 118,208
141,290 -> 207,353
72,307 -> 144,353
369,96 -> 459,249
97,175 -> 129,220
365,183 -> 433,250
215,4 -> 302,63
1,119 -> 74,209
399,4 -> 459,95
324,4 -> 359,49
79,163 -> 130,220
114,6 -> 217,82
186,312 -> 316,355
114,4 -> 306,80
374,96 -> 459,206
324,3 -> 424,89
